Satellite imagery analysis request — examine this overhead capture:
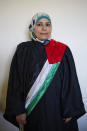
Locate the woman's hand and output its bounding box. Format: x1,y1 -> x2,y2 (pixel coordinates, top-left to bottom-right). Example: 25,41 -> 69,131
16,113 -> 27,125
63,117 -> 72,123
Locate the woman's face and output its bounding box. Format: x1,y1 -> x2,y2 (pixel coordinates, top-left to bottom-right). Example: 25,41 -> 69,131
34,18 -> 52,40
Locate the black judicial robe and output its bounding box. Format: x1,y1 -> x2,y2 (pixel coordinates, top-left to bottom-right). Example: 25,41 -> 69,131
4,39 -> 86,131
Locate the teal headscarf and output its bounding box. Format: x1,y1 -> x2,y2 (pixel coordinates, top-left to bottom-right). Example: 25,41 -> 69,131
29,12 -> 51,45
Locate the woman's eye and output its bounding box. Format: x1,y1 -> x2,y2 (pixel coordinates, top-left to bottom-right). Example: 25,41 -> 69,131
36,23 -> 51,27
36,23 -> 42,26
46,23 -> 51,26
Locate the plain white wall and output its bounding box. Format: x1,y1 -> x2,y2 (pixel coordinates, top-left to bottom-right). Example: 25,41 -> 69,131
0,0 -> 87,130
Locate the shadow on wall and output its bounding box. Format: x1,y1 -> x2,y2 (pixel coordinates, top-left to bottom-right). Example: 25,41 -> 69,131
25,28 -> 32,41
0,49 -> 16,113
0,78 -> 8,113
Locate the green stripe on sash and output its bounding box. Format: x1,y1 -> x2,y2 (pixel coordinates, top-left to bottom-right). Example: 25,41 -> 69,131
26,62 -> 60,116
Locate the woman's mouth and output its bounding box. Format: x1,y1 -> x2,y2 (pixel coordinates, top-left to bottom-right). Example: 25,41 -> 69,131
40,33 -> 48,35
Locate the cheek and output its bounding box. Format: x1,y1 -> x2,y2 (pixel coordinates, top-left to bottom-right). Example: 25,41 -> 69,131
34,28 -> 41,35
34,29 -> 41,38
48,29 -> 52,35
48,27 -> 52,33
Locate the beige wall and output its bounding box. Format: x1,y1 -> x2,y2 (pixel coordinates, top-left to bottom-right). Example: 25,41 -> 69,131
0,0 -> 87,130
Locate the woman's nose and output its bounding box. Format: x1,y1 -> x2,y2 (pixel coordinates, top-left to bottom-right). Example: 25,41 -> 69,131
42,25 -> 47,30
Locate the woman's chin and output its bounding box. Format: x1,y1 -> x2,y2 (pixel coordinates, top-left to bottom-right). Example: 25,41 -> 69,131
38,37 -> 49,41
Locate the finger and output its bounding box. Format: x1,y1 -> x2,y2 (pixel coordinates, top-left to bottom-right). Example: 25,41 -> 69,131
21,119 -> 27,125
16,118 -> 26,125
64,117 -> 72,123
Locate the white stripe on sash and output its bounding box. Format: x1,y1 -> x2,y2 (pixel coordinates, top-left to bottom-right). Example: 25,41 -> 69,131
25,60 -> 52,109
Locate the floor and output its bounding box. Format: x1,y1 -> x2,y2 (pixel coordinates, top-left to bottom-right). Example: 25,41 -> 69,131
0,111 -> 19,131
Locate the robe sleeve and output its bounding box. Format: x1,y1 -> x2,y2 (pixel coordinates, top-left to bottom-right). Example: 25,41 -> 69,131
3,45 -> 26,127
61,46 -> 86,119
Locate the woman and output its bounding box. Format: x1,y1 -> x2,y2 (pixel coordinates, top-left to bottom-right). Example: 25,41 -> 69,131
4,12 -> 86,131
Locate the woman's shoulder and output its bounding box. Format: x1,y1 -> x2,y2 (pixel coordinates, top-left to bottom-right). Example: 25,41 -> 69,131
51,39 -> 72,53
14,41 -> 34,56
17,41 -> 33,49
50,39 -> 68,54
51,39 -> 67,47
51,39 -> 74,59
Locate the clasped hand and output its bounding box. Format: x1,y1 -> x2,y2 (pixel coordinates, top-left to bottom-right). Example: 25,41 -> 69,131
16,113 -> 27,125
16,113 -> 72,125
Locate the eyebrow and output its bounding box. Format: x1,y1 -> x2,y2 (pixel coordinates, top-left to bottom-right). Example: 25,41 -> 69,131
37,22 -> 51,24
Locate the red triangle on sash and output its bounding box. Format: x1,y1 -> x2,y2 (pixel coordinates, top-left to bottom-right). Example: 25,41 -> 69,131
45,39 -> 67,64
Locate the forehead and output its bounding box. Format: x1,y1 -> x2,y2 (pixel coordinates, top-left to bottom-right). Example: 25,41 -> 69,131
37,18 -> 50,23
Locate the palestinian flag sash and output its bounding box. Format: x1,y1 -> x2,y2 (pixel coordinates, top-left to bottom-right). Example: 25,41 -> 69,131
25,39 -> 66,116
